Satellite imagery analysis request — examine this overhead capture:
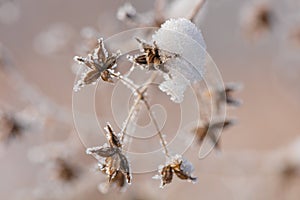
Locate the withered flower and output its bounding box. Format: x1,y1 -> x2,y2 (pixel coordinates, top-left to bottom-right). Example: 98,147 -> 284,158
86,123 -> 131,192
53,158 -> 77,182
193,119 -> 235,150
73,38 -> 121,91
154,154 -> 197,188
0,111 -> 26,143
209,83 -> 242,113
241,2 -> 275,40
117,2 -> 164,28
129,37 -> 177,73
223,83 -> 242,107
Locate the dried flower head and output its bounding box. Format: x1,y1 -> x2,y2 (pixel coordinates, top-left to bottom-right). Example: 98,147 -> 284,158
224,83 -> 243,107
117,3 -> 137,24
129,37 -> 178,73
73,38 -> 121,91
117,0 -> 206,28
205,83 -> 242,113
86,123 -> 131,192
53,158 -> 77,182
152,18 -> 206,103
193,119 -> 235,150
154,154 -> 197,188
0,111 -> 26,143
241,2 -> 275,40
117,2 -> 164,27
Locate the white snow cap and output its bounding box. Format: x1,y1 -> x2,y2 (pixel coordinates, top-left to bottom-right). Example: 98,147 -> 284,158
153,18 -> 206,50
153,18 -> 207,103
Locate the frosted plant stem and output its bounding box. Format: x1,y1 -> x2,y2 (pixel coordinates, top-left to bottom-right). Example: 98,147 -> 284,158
154,0 -> 166,25
143,99 -> 170,158
111,72 -> 140,93
188,0 -> 206,22
118,72 -> 158,143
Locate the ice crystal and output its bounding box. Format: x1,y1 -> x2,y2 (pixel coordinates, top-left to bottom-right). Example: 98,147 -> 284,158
153,18 -> 206,103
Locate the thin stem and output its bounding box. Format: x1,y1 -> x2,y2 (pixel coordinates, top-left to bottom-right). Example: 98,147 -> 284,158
119,72 -> 157,142
188,0 -> 206,23
143,99 -> 170,158
154,0 -> 166,26
116,70 -> 170,158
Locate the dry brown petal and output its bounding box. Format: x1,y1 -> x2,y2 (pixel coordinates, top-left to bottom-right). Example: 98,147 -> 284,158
118,152 -> 131,183
105,124 -> 122,148
131,38 -> 175,73
172,161 -> 197,182
94,38 -> 108,63
83,69 -> 101,85
193,119 -> 235,149
161,165 -> 173,187
111,170 -> 126,188
100,70 -> 113,83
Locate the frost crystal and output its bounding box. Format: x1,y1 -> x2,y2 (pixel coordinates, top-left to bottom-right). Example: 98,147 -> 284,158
152,18 -> 206,103
159,71 -> 189,103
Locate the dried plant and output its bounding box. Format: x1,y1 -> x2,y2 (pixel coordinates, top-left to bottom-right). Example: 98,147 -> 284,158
74,38 -> 121,91
153,154 -> 197,188
128,37 -> 178,73
117,0 -> 206,27
0,111 -> 25,143
240,1 -> 275,40
53,158 -> 78,182
192,119 -> 235,150
73,15 -> 239,192
68,0 -> 244,192
86,123 -> 131,192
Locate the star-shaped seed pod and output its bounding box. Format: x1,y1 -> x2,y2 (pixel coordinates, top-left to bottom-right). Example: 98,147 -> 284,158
128,37 -> 178,73
73,38 -> 121,91
86,123 -> 131,191
193,119 -> 235,150
154,154 -> 197,188
204,83 -> 242,113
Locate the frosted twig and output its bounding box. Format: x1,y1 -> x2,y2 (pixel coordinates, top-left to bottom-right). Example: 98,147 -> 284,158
143,99 -> 170,158
119,72 -> 158,142
188,0 -> 206,22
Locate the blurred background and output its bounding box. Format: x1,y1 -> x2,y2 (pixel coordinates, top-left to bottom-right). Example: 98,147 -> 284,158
1,0 -> 300,199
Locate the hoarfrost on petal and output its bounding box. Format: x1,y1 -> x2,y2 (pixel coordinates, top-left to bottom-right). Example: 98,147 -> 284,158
159,69 -> 189,103
153,18 -> 207,103
180,158 -> 195,176
153,18 -> 206,81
